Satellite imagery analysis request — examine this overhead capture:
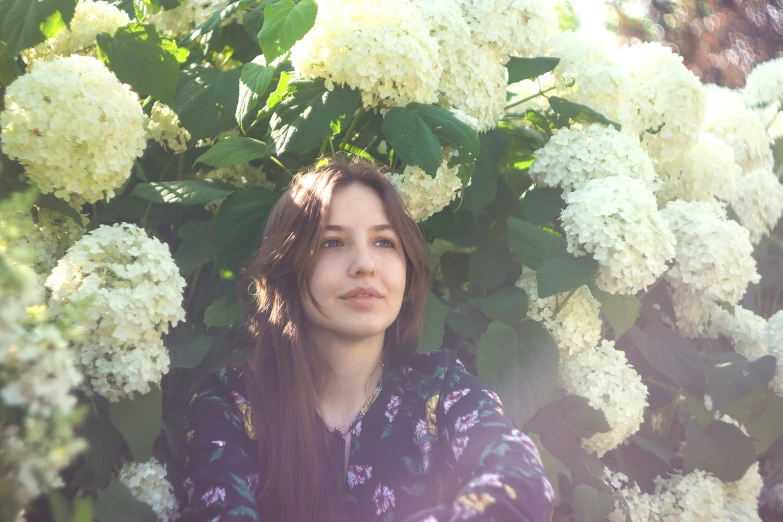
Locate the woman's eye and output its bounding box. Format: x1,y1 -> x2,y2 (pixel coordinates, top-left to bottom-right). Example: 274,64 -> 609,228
377,238 -> 395,248
322,238 -> 341,248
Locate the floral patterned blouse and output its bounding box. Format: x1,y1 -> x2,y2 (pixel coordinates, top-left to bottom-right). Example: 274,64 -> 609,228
180,349 -> 555,521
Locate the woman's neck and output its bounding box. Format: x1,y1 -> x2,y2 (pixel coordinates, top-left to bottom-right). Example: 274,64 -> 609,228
312,329 -> 385,428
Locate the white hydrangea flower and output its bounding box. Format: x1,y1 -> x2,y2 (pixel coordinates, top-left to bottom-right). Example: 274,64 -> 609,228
148,0 -> 233,37
45,223 -> 186,401
0,55 -> 147,204
702,84 -> 774,173
559,340 -> 648,456
661,200 -> 759,305
765,311 -> 783,397
723,462 -> 764,507
732,167 -> 783,245
708,306 -> 769,361
669,284 -> 718,338
561,176 -> 676,295
417,0 -> 507,131
616,42 -> 706,162
530,124 -> 659,194
23,0 -> 130,62
656,133 -> 740,205
290,0 -> 440,108
669,470 -> 727,521
516,267 -> 601,357
455,0 -> 559,61
385,160 -> 463,222
743,57 -> 783,113
119,458 -> 180,521
146,102 -> 191,153
548,31 -> 633,127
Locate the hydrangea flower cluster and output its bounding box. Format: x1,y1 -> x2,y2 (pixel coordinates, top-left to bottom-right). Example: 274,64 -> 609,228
669,285 -> 718,338
661,200 -> 759,306
560,176 -> 676,295
559,340 -> 648,456
732,167 -> 783,245
45,223 -> 186,401
146,102 -> 191,153
417,0 -> 507,131
385,160 -> 463,222
530,124 -> 659,194
743,56 -> 783,113
547,31 -> 633,127
0,55 -> 147,203
516,267 -> 602,357
616,42 -> 706,161
149,0 -> 233,37
119,457 -> 181,521
455,0 -> 559,61
656,132 -> 740,204
199,163 -> 273,213
708,306 -> 769,362
290,0 -> 440,108
702,85 -> 774,172
0,192 -> 88,506
23,0 -> 130,62
608,464 -> 763,522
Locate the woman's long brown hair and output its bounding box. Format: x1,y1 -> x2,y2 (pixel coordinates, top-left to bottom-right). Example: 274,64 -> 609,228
238,159 -> 432,521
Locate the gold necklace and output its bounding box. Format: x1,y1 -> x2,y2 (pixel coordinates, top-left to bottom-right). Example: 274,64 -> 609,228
329,363 -> 385,437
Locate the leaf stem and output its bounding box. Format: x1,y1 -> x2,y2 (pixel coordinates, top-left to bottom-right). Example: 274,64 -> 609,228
270,156 -> 294,181
184,264 -> 204,322
504,85 -> 558,111
553,287 -> 578,317
339,107 -> 366,150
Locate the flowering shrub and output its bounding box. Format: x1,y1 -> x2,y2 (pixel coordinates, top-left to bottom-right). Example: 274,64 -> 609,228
2,0 -> 783,520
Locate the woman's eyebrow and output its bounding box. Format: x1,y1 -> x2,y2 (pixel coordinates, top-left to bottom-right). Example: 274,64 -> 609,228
323,224 -> 395,232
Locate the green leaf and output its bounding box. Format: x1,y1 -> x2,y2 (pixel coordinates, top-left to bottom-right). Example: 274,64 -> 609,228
34,192 -> 85,229
70,497 -> 93,522
706,352 -> 777,410
131,180 -> 236,204
167,328 -> 213,368
536,254 -> 597,298
683,418 -> 757,482
506,57 -> 561,84
506,216 -> 567,269
629,322 -> 707,396
589,284 -> 640,338
266,70 -> 292,109
470,287 -> 528,326
381,106 -> 442,176
530,433 -> 560,505
462,128 -> 505,214
82,415 -> 124,486
96,23 -> 187,105
53,0 -> 75,24
93,482 -> 157,522
406,103 -> 481,164
416,292 -> 450,353
236,57 -> 275,128
0,0 -> 72,55
173,66 -> 242,141
204,294 -> 242,328
108,386 -> 162,462
554,395 -> 611,438
174,220 -> 213,275
549,96 -> 621,131
0,40 -> 21,86
47,489 -> 70,522
743,392 -> 783,455
468,236 -> 514,292
269,78 -> 360,155
520,186 -> 564,226
195,136 -> 269,167
572,485 -> 615,522
446,307 -> 491,341
477,321 -> 559,426
211,186 -> 276,271
257,0 -> 317,62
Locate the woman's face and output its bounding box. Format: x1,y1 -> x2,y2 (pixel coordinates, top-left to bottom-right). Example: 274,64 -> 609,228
303,183 -> 407,344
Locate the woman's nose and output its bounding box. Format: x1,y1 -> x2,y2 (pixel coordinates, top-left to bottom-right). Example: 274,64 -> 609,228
350,244 -> 376,276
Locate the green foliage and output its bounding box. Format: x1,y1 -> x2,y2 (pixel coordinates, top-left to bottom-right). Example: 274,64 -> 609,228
204,293 -> 242,328
257,0 -> 317,62
683,419 -> 757,482
469,286 -> 528,325
236,57 -> 276,129
211,186 -> 276,271
572,485 -> 615,522
82,415 -> 125,486
549,96 -> 621,131
506,57 -> 560,84
173,66 -> 242,141
589,284 -> 640,338
93,482 -> 156,522
269,78 -> 360,155
417,292 -> 451,353
0,41 -> 21,86
382,107 -> 444,176
478,321 -> 559,426
0,0 -> 76,55
108,386 -> 162,462
131,180 -> 237,204
195,136 -> 270,167
96,23 -> 188,105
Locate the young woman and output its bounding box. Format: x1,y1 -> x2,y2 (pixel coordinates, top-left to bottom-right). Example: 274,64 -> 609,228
180,160 -> 554,522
